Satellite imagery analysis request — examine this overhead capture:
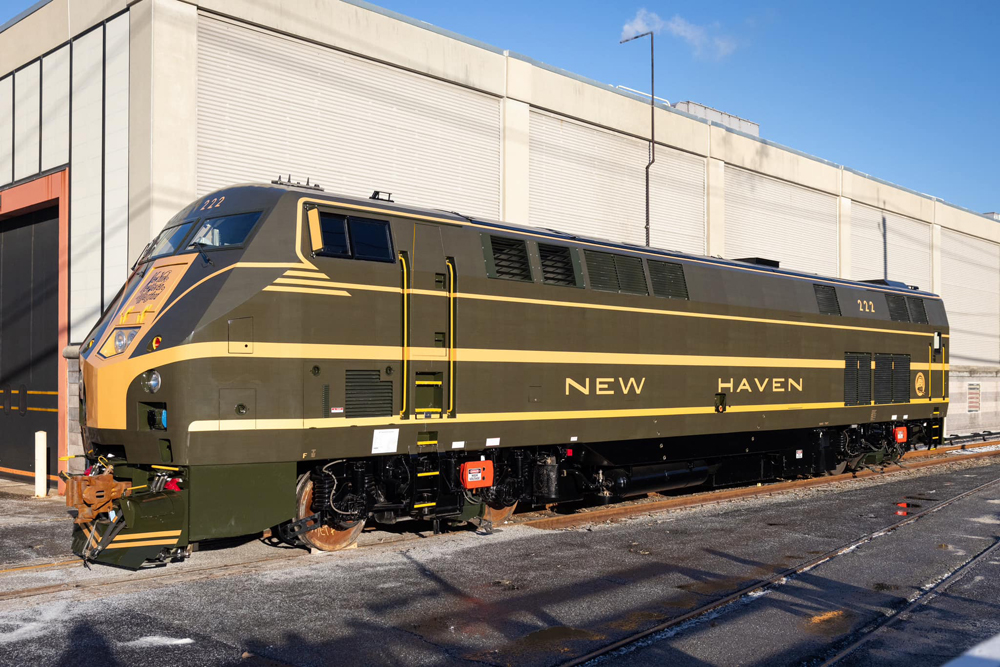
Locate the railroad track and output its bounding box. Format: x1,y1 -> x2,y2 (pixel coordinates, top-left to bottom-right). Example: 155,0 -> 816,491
1,443 -> 998,608
519,440 -> 1000,530
556,472 -> 1000,667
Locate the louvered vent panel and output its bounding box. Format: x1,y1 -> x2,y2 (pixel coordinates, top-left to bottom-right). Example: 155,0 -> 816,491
491,236 -> 532,281
614,255 -> 648,295
844,354 -> 859,405
874,354 -> 893,404
885,294 -> 910,322
814,284 -> 841,316
906,297 -> 928,324
649,261 -> 689,300
892,354 -> 910,403
538,243 -> 576,286
345,370 -> 393,418
858,353 -> 872,405
585,250 -> 619,292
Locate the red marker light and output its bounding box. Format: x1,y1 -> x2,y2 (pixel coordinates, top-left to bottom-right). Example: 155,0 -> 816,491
566,449 -> 574,457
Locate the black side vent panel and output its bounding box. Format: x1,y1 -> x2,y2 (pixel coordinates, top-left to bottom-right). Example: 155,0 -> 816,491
886,294 -> 910,322
844,355 -> 859,406
859,354 -> 872,405
892,354 -> 910,403
538,243 -> 576,286
844,352 -> 871,406
649,261 -> 689,300
615,255 -> 648,295
874,354 -> 893,404
907,297 -> 928,324
345,370 -> 393,418
814,284 -> 841,316
490,236 -> 532,282
584,250 -> 648,295
584,250 -> 619,291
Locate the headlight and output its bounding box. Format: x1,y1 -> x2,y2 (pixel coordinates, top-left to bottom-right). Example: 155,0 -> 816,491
114,328 -> 138,353
99,327 -> 141,358
141,370 -> 162,394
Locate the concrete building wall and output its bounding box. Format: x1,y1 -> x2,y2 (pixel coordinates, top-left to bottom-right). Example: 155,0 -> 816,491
0,0 -> 997,440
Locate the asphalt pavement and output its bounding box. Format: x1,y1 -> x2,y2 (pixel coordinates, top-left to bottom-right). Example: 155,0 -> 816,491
0,457 -> 997,666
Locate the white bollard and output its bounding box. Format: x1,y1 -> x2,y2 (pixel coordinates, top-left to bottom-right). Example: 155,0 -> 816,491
34,431 -> 47,498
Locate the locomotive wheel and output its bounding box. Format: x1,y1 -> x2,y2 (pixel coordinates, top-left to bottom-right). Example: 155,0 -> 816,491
294,474 -> 365,552
482,501 -> 518,525
827,460 -> 849,476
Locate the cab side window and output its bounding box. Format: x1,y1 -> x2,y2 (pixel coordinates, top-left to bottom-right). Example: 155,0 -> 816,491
317,213 -> 350,258
348,217 -> 394,262
312,210 -> 395,263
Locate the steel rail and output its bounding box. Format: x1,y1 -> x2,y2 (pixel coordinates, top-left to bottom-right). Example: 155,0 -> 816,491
2,444 -> 997,604
817,535 -> 1000,666
522,442 -> 1000,530
556,472 -> 1000,667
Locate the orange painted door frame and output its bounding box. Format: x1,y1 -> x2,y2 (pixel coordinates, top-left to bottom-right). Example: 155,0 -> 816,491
0,170 -> 70,492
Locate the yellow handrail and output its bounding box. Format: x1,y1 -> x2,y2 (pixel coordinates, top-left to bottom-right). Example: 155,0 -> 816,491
447,258 -> 456,416
399,253 -> 409,417
928,344 -> 932,399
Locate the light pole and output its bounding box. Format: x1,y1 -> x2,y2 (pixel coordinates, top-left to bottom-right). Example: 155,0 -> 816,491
621,30 -> 654,247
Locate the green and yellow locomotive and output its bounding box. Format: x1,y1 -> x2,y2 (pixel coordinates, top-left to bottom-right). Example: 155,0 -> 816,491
66,183 -> 949,568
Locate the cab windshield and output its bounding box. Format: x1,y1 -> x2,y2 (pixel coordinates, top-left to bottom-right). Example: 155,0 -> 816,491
186,212 -> 262,251
143,222 -> 195,263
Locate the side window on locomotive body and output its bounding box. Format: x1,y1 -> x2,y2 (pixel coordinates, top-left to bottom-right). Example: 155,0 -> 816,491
308,208 -> 395,263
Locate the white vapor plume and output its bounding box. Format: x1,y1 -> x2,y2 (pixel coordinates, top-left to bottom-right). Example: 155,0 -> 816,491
621,8 -> 664,41
622,9 -> 737,60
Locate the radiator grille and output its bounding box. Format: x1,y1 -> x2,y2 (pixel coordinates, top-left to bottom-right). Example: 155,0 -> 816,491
615,255 -> 648,295
538,243 -> 576,286
874,354 -> 893,404
649,261 -> 689,300
584,250 -> 620,292
906,297 -> 928,324
490,236 -> 532,281
584,250 -> 648,295
892,354 -> 910,403
844,353 -> 871,405
886,294 -> 910,322
814,284 -> 841,316
345,370 -> 393,418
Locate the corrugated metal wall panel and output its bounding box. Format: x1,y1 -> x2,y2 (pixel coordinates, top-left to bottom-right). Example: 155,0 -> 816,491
528,111 -> 705,252
529,110 -> 645,244
13,62 -> 39,181
41,45 -> 70,171
197,16 -> 500,219
724,166 -> 838,276
941,229 -> 1000,366
70,28 -> 104,343
884,211 -> 932,291
103,15 -> 129,308
649,147 -> 705,255
0,76 -> 11,186
851,203 -> 931,290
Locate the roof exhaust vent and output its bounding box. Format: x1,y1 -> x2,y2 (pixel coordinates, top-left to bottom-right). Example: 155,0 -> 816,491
370,190 -> 394,203
735,257 -> 779,268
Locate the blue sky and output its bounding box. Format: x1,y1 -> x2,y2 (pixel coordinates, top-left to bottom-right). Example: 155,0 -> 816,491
2,1 -> 996,214
371,1 -> 999,214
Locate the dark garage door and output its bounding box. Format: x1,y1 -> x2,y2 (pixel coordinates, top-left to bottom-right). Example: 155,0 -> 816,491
0,206 -> 58,481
